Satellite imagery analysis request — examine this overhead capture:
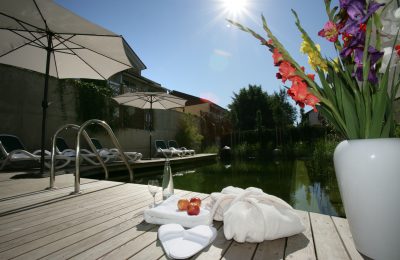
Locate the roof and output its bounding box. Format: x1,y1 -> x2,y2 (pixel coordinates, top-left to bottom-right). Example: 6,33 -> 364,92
169,90 -> 226,112
122,37 -> 147,71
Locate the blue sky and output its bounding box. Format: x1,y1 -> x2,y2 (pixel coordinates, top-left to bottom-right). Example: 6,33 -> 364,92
56,0 -> 338,111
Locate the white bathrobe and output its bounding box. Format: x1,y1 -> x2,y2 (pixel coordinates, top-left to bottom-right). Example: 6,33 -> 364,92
207,186 -> 305,243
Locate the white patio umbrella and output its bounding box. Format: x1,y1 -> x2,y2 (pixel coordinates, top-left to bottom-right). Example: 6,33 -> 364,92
112,92 -> 187,158
0,0 -> 134,174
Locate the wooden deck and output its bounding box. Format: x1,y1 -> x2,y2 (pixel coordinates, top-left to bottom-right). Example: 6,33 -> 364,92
0,173 -> 364,260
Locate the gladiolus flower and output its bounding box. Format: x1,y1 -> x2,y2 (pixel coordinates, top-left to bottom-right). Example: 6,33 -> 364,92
342,32 -> 353,47
272,48 -> 283,66
304,94 -> 320,112
288,77 -> 308,101
359,23 -> 367,32
318,21 -> 339,42
278,61 -> 296,83
395,45 -> 400,57
300,37 -> 328,71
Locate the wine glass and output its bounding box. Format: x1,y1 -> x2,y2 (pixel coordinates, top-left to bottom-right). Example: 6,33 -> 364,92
147,179 -> 159,208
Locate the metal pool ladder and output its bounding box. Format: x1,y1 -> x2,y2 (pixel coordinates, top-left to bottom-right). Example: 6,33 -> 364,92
49,119 -> 133,194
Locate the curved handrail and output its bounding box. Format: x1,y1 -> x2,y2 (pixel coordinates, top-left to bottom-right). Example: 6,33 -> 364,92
74,119 -> 133,194
49,124 -> 108,189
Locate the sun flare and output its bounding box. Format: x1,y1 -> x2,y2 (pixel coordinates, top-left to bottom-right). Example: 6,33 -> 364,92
221,0 -> 248,17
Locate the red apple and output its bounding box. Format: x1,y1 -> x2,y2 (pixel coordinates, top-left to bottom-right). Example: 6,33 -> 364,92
190,197 -> 202,207
177,199 -> 189,211
187,202 -> 200,215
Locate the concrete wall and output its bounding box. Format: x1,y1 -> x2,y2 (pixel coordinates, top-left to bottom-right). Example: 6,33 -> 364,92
0,64 -> 185,157
90,109 -> 185,158
0,64 -> 78,151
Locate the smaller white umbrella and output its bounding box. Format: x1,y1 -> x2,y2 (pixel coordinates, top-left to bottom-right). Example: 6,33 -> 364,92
113,92 -> 186,158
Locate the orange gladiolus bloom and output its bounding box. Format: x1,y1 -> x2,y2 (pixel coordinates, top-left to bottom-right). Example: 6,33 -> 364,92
278,61 -> 296,83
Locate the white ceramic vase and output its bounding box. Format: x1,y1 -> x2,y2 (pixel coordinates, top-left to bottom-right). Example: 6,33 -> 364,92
333,138 -> 400,260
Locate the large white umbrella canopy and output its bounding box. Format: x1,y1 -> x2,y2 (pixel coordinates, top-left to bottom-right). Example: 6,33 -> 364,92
0,0 -> 134,173
113,92 -> 187,158
0,0 -> 132,79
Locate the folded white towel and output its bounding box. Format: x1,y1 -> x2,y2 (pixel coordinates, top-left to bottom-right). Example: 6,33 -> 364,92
207,186 -> 305,243
158,223 -> 217,259
144,195 -> 211,228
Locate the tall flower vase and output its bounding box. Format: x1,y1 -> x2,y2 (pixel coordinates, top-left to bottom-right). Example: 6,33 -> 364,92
334,138 -> 400,260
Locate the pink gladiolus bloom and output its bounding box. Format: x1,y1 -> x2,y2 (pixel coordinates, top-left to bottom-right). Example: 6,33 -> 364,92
278,61 -> 296,83
318,21 -> 339,42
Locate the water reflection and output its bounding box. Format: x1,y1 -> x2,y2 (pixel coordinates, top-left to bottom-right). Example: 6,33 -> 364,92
133,159 -> 344,217
291,161 -> 339,216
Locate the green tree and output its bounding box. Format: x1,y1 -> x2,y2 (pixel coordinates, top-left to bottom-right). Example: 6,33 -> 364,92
299,107 -> 307,126
270,89 -> 296,128
228,85 -> 273,130
255,109 -> 263,132
176,114 -> 203,151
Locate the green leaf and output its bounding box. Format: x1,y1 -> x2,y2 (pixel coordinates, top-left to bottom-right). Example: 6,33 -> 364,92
340,79 -> 360,138
329,6 -> 338,20
319,106 -> 346,138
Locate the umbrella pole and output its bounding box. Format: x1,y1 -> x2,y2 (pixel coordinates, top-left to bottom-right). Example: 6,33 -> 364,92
149,131 -> 152,159
40,33 -> 53,175
149,102 -> 153,159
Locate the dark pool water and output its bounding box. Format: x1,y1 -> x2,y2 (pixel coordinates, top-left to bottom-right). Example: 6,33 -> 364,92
130,159 -> 345,217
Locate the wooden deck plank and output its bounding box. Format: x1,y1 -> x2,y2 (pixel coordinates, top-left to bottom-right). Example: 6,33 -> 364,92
0,184 -> 143,235
0,180 -> 113,207
127,240 -> 165,260
0,189 -> 149,251
0,195 -> 157,259
0,180 -> 122,215
310,212 -> 350,260
191,221 -> 229,260
42,220 -> 156,260
47,191 -> 198,260
0,184 -> 143,230
0,182 -> 138,227
98,226 -> 159,260
0,174 -> 94,199
285,210 -> 316,260
0,179 -> 97,201
221,241 -> 257,260
332,216 -> 364,260
253,238 -> 285,260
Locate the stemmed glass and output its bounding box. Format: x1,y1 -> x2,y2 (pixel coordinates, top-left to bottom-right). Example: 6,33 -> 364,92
147,180 -> 159,208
